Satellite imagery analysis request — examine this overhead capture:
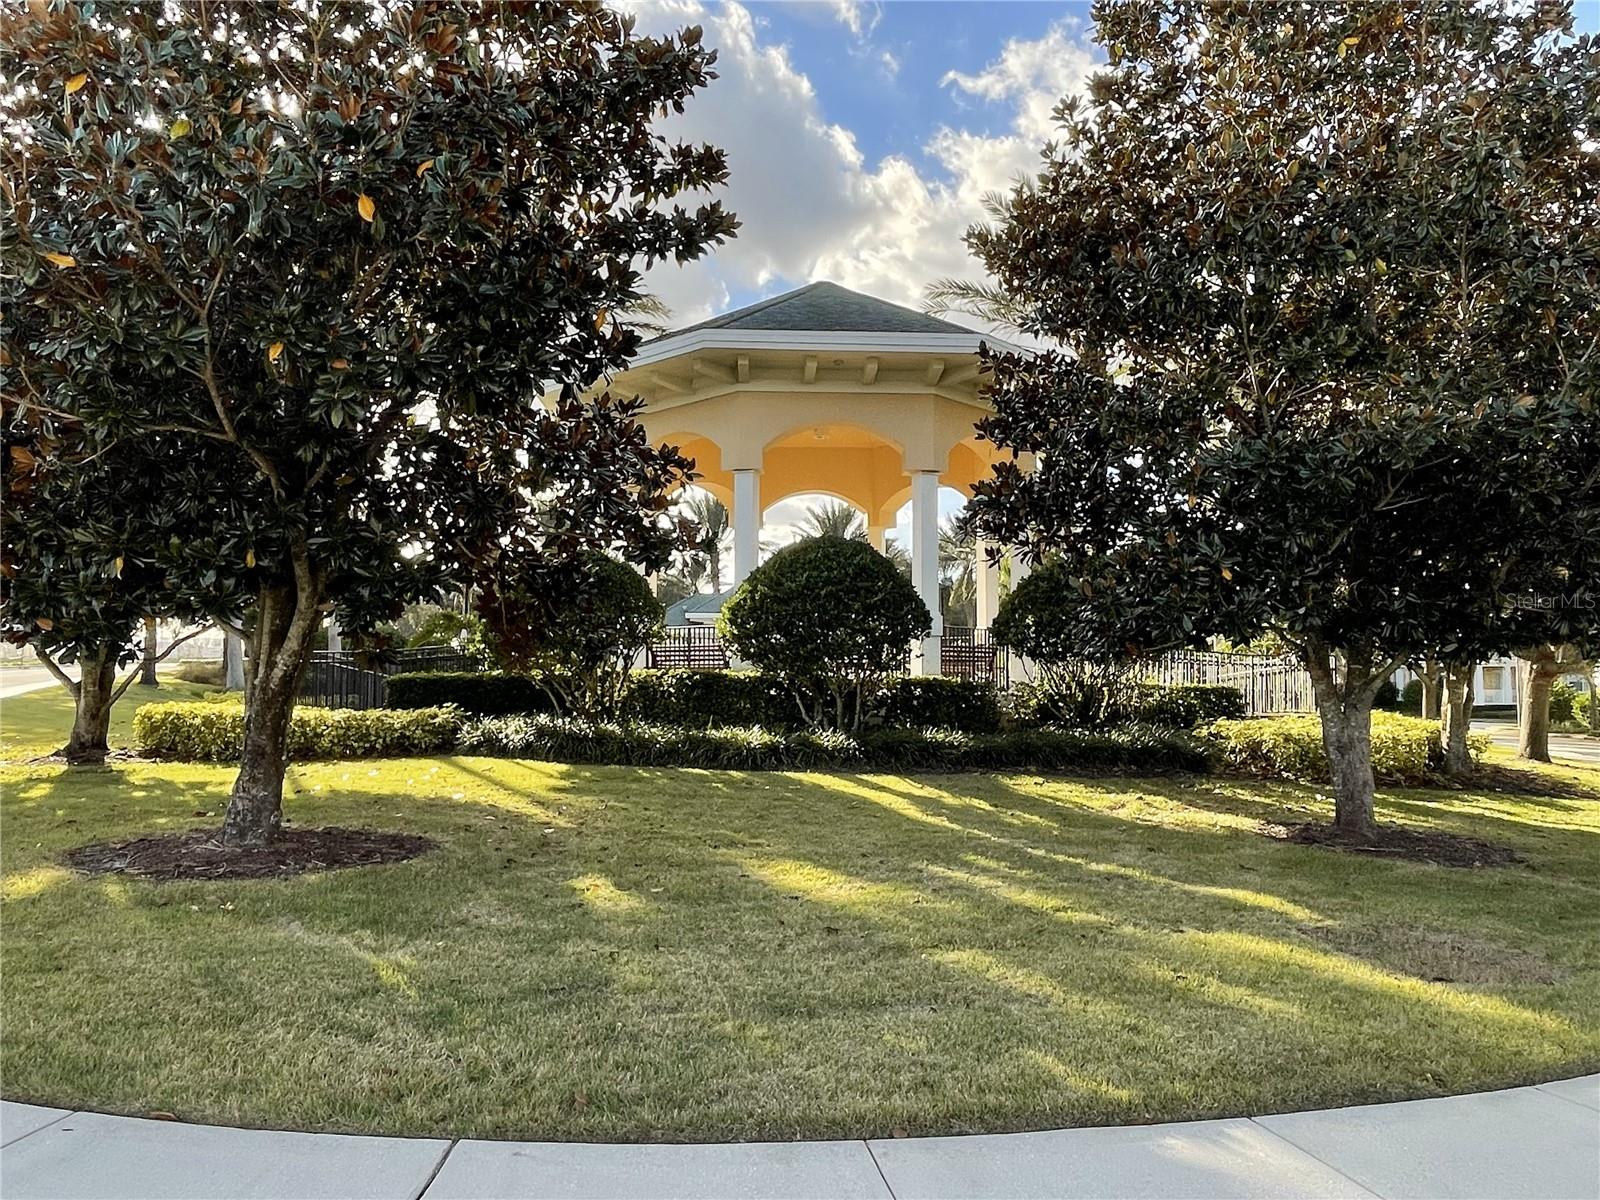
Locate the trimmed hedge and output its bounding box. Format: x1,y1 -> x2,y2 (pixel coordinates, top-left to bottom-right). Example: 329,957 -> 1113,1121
459,714 -> 1207,774
1203,712 -> 1488,785
1122,683 -> 1245,727
620,669 -> 796,729
1009,680 -> 1245,730
875,677 -> 1002,734
386,671 -> 554,717
134,701 -> 463,762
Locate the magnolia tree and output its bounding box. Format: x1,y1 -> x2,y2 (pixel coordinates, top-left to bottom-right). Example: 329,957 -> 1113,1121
2,2 -> 735,843
0,422 -> 243,762
959,0 -> 1600,837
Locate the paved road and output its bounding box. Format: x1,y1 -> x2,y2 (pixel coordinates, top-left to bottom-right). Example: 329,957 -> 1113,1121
1473,719 -> 1600,766
2,1075 -> 1596,1199
0,667 -> 71,701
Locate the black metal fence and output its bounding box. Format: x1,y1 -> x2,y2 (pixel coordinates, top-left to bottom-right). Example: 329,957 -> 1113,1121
647,624 -> 730,670
940,626 -> 1008,686
644,624 -> 1008,685
298,645 -> 477,710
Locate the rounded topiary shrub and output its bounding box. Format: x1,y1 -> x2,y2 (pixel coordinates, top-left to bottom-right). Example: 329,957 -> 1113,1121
494,550 -> 662,719
719,536 -> 931,729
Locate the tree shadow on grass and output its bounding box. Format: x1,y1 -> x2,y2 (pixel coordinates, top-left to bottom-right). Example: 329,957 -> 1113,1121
5,755 -> 1598,1140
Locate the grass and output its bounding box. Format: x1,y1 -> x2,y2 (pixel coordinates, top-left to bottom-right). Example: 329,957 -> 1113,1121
2,708 -> 1598,1140
0,674 -> 220,758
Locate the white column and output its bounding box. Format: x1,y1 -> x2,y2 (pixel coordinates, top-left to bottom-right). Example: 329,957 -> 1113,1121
732,468 -> 761,587
975,537 -> 1000,629
867,524 -> 888,553
325,615 -> 342,653
910,470 -> 942,675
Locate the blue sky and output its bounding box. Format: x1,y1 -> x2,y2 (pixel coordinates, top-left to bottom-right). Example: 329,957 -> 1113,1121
636,0 -> 1600,324
632,0 -> 1104,325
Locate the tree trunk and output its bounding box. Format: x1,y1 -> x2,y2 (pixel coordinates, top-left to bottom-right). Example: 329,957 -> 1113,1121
139,617 -> 160,686
1441,663 -> 1475,778
223,629 -> 246,691
1589,668 -> 1599,737
1305,644 -> 1381,840
1420,656 -> 1440,720
62,647 -> 119,765
1519,662 -> 1555,763
222,575 -> 321,847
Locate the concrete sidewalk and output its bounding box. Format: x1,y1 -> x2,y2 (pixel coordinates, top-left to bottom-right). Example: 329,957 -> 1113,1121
2,1075 -> 1596,1200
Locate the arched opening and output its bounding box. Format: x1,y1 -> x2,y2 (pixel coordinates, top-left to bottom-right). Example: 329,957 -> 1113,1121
760,423 -> 907,528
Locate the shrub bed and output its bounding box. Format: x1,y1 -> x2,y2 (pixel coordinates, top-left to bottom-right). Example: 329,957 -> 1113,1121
875,677 -> 1002,734
134,702 -> 463,762
459,714 -> 1207,774
386,671 -> 554,717
1203,712 -> 1487,785
620,669 -> 796,729
1008,680 -> 1245,729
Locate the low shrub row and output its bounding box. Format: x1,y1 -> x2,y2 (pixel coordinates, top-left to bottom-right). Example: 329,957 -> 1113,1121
385,671 -> 555,716
875,676 -> 1004,734
458,714 -> 1208,774
133,701 -> 463,763
130,699 -> 1496,787
388,668 -> 1210,734
1202,711 -> 1486,785
1006,680 -> 1245,729
618,669 -> 795,729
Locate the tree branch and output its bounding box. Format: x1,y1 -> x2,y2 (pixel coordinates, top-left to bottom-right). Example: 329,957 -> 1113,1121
32,644 -> 79,697
109,623 -> 216,704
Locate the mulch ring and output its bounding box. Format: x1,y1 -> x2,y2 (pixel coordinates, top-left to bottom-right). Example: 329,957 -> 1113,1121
1261,821 -> 1521,869
64,827 -> 437,882
1456,763 -> 1599,800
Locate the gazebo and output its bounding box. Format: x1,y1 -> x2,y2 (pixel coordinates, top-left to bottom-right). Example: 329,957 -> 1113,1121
607,281 -> 1026,674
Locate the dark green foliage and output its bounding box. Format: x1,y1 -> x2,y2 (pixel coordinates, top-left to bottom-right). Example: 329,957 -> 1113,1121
1007,680 -> 1243,730
720,537 -> 930,729
875,677 -> 1002,734
1373,680 -> 1402,711
1549,681 -> 1577,724
620,669 -> 795,729
1,1 -> 733,841
1123,684 -> 1246,728
1204,713 -> 1487,786
1400,680 -> 1426,716
459,715 -> 1207,774
992,559 -> 1149,724
489,551 -> 663,719
134,702 -> 462,763
958,0 -> 1600,834
386,672 -> 555,717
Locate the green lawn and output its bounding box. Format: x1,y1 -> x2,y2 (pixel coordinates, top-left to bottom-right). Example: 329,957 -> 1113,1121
1,675 -> 220,758
2,698 -> 1598,1140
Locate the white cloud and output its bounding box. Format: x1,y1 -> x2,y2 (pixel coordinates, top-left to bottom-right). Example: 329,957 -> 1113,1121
829,0 -> 880,39
942,20 -> 1096,147
631,3 -> 1099,331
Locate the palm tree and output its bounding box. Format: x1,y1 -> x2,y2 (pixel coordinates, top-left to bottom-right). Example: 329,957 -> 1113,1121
680,491 -> 730,591
797,500 -> 865,541
923,186 -> 1037,335
939,518 -> 976,626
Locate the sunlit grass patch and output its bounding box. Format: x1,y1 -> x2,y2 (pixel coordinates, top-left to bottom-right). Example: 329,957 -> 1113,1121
1,749 -> 1596,1141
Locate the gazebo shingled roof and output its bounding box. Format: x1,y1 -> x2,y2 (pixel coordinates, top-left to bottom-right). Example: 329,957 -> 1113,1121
648,281 -> 972,342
